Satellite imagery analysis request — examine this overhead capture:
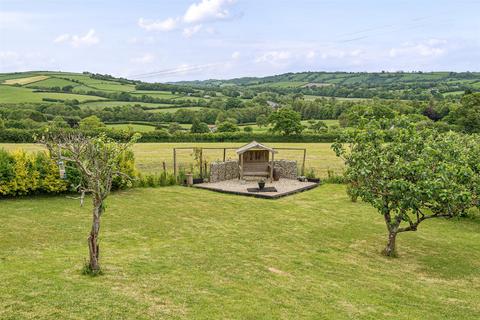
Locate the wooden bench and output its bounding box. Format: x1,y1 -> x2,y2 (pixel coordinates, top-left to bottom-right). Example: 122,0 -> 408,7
241,162 -> 270,177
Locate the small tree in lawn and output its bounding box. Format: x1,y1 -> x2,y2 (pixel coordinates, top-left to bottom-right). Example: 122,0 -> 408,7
333,126 -> 479,257
41,132 -> 139,274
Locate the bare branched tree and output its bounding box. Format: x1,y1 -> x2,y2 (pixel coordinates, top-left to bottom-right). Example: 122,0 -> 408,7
41,132 -> 139,273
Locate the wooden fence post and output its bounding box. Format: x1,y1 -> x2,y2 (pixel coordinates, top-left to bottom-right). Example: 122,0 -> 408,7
301,149 -> 306,176
173,148 -> 177,178
199,148 -> 203,178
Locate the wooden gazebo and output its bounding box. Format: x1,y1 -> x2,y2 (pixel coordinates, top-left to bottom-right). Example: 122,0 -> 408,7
236,141 -> 277,182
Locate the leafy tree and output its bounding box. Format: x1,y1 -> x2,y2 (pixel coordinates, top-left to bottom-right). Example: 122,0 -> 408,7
451,93 -> 480,133
168,122 -> 183,134
256,114 -> 268,127
333,127 -> 480,257
190,118 -> 210,133
310,120 -> 328,133
0,118 -> 5,130
50,116 -> 69,128
243,126 -> 253,133
217,121 -> 239,132
268,108 -> 303,135
225,97 -> 244,110
79,116 -> 105,131
42,132 -> 139,274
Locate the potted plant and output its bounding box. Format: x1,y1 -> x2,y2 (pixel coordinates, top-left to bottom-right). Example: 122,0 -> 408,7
305,168 -> 320,183
258,178 -> 266,190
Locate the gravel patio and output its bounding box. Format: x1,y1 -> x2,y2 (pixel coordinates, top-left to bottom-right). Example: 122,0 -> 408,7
193,178 -> 319,199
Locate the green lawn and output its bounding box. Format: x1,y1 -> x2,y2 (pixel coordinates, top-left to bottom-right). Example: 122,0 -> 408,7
0,143 -> 344,177
1,185 -> 479,319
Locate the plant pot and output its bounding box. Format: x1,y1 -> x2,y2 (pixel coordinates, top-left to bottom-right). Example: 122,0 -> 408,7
258,181 -> 265,190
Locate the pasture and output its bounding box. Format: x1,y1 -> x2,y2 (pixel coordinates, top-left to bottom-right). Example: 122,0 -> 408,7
0,142 -> 344,177
3,75 -> 49,85
1,185 -> 479,319
0,85 -> 107,103
106,123 -> 157,132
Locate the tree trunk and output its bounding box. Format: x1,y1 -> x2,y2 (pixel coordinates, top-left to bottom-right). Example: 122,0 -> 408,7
383,230 -> 398,257
88,199 -> 102,272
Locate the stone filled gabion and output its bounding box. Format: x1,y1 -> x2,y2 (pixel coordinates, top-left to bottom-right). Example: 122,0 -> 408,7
210,160 -> 239,182
274,160 -> 297,179
209,159 -> 298,182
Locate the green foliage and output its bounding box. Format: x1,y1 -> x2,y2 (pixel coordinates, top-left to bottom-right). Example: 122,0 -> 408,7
79,115 -> 105,130
256,114 -> 268,127
190,118 -> 210,133
217,121 -> 239,132
450,93 -> 480,133
168,122 -> 183,134
268,107 -> 303,135
0,149 -> 67,196
243,126 -> 253,133
333,126 -> 480,256
338,104 -> 395,128
310,120 -> 328,133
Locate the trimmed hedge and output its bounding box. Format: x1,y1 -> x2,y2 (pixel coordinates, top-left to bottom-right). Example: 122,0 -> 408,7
0,128 -> 341,143
0,148 -> 136,197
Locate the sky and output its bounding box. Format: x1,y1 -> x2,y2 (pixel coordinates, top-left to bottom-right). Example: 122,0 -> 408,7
1,0 -> 480,81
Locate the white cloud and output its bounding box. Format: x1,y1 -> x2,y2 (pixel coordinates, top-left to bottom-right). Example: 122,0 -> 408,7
53,29 -> 100,48
138,0 -> 236,37
183,24 -> 203,38
306,50 -> 316,59
389,39 -> 447,58
255,51 -> 291,63
138,17 -> 178,32
231,51 -> 240,59
54,34 -> 70,43
183,0 -> 235,24
131,53 -> 155,64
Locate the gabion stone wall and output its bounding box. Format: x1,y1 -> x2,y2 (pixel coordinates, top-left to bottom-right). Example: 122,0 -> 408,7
209,159 -> 298,182
274,160 -> 297,179
210,160 -> 239,182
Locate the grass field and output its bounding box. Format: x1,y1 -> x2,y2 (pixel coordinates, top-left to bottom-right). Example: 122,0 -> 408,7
107,123 -> 157,132
3,75 -> 49,85
81,101 -> 173,109
1,185 -> 479,319
0,85 -> 107,103
0,143 -> 343,177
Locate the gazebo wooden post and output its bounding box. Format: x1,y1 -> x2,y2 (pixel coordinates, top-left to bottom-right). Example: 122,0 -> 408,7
270,151 -> 274,183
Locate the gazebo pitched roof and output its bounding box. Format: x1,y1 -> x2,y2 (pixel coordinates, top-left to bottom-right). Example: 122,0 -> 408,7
235,141 -> 277,154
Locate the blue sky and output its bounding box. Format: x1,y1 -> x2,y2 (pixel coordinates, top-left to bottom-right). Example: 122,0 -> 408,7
1,0 -> 479,81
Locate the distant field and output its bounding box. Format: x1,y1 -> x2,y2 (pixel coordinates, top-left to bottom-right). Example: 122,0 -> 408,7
131,90 -> 179,98
0,142 -> 343,177
146,106 -> 203,113
304,95 -> 369,101
0,85 -> 107,103
81,101 -> 173,109
238,120 -> 339,133
3,75 -> 49,85
106,123 -> 157,132
25,77 -> 79,89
